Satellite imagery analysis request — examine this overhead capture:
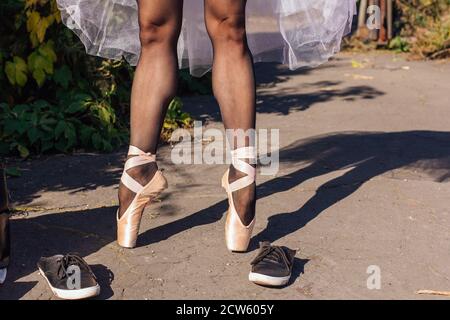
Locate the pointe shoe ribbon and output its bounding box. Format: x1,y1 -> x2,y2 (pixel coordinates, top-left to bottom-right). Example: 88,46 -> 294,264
223,146 -> 257,252
117,145 -> 167,248
225,147 -> 256,193
120,146 -> 156,194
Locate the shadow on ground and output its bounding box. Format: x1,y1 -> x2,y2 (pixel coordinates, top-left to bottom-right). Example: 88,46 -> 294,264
8,151 -> 125,206
183,61 -> 385,122
9,60 -> 385,205
2,130 -> 449,299
0,205 -> 116,300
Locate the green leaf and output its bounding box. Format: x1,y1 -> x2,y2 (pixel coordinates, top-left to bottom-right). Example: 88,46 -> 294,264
4,119 -> 25,135
55,120 -> 65,138
39,41 -> 57,63
12,104 -> 31,115
102,139 -> 113,152
32,100 -> 50,110
27,44 -> 56,86
28,50 -> 53,75
65,101 -> 86,114
39,114 -> 57,126
73,93 -> 92,102
30,112 -> 38,126
80,125 -> 94,145
32,68 -> 46,87
27,126 -> 40,144
64,122 -> 77,147
91,132 -> 102,149
55,139 -> 68,152
53,65 -> 72,89
41,140 -> 54,152
17,144 -> 30,158
0,142 -> 10,155
98,106 -> 111,125
5,167 -> 21,177
65,93 -> 91,114
5,56 -> 28,87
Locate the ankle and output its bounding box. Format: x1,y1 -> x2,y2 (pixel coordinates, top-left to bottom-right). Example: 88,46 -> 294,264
228,163 -> 256,183
128,161 -> 158,185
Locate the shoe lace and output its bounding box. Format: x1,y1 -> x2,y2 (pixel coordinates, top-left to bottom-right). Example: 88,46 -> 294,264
250,245 -> 292,269
56,253 -> 96,281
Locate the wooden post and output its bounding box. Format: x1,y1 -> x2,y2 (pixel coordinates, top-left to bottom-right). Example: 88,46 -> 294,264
369,0 -> 380,41
378,0 -> 387,44
357,0 -> 369,39
387,0 -> 394,40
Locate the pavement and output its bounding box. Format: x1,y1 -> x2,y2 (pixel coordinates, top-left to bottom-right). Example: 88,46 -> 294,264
1,51 -> 449,300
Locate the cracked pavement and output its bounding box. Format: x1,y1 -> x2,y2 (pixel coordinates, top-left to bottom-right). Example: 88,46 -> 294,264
1,52 -> 449,300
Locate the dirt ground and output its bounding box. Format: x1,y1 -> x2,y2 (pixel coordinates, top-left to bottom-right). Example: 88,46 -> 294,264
1,52 -> 449,300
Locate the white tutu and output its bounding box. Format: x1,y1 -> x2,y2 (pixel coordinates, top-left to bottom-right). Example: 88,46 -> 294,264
56,0 -> 356,76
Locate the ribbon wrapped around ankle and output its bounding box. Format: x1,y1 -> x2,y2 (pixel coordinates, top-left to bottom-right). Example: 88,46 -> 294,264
120,146 -> 156,194
229,147 -> 257,192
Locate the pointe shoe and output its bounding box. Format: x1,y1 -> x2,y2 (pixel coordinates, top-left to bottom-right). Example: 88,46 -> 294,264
117,146 -> 167,248
222,146 -> 256,252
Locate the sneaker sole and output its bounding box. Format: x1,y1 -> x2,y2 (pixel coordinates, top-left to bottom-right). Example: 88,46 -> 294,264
249,272 -> 291,287
38,267 -> 100,300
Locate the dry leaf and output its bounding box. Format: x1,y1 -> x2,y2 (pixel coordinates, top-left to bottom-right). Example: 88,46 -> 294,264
416,290 -> 450,297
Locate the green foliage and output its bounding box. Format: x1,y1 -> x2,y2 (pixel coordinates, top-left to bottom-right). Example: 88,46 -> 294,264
161,97 -> 193,141
5,56 -> 28,87
0,0 -> 197,158
392,0 -> 450,58
178,69 -> 212,96
350,1 -> 449,58
5,166 -> 21,177
27,41 -> 57,87
53,65 -> 72,89
0,97 -> 127,156
388,36 -> 410,53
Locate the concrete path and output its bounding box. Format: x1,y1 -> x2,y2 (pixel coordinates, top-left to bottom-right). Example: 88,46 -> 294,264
2,52 -> 449,300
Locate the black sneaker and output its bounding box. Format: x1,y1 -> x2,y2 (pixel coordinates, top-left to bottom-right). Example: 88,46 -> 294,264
249,241 -> 296,287
37,253 -> 100,299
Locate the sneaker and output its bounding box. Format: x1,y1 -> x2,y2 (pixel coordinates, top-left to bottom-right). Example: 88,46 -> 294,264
249,241 -> 296,287
37,253 -> 100,300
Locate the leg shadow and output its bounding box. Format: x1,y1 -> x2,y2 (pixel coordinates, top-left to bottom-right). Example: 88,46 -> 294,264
90,264 -> 114,300
288,257 -> 309,287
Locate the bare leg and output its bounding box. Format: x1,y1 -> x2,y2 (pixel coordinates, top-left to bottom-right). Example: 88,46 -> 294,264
118,0 -> 183,217
204,0 -> 256,225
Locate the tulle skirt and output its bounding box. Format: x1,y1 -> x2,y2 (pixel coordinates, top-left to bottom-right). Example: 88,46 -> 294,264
56,0 -> 356,76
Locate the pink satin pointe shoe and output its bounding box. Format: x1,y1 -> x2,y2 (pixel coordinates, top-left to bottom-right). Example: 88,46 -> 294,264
222,146 -> 257,252
117,146 -> 167,248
